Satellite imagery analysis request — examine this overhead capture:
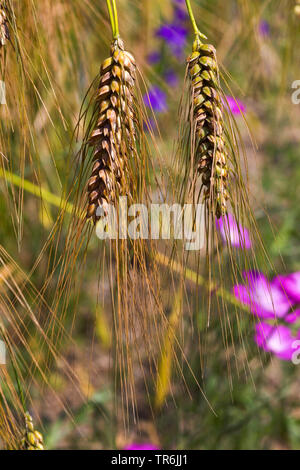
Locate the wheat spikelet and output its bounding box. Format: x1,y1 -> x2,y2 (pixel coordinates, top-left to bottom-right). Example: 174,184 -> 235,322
86,37 -> 136,223
0,3 -> 8,48
19,412 -> 44,450
187,38 -> 229,219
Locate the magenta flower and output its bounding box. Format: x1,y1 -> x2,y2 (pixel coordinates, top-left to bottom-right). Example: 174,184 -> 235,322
235,269 -> 300,361
233,271 -> 291,319
225,96 -> 246,115
275,272 -> 300,304
143,86 -> 167,113
255,323 -> 300,361
216,213 -> 252,250
285,309 -> 300,324
124,443 -> 159,451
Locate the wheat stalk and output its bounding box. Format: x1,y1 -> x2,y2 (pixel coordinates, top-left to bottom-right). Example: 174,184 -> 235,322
86,37 -> 137,222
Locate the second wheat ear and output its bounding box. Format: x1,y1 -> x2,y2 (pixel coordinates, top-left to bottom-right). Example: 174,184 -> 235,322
187,37 -> 229,219
86,37 -> 137,223
19,412 -> 44,450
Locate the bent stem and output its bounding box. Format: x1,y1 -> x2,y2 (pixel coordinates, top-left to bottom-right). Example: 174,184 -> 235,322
185,0 -> 207,39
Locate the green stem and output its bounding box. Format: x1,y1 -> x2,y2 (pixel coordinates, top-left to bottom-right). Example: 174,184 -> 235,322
106,0 -> 116,38
185,0 -> 199,36
111,0 -> 120,38
0,169 -> 73,214
185,0 -> 207,39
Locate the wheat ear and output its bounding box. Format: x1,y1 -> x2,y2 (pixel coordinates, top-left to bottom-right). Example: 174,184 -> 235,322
187,37 -> 229,218
19,412 -> 44,450
86,37 -> 136,223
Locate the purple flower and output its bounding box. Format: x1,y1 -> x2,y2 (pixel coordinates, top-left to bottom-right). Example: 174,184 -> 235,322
225,96 -> 246,115
275,272 -> 300,304
124,443 -> 159,451
255,323 -> 300,361
259,20 -> 270,38
164,69 -> 179,87
143,86 -> 167,113
147,51 -> 161,65
156,23 -> 188,59
174,8 -> 188,22
174,0 -> 188,22
216,213 -> 252,250
233,272 -> 291,319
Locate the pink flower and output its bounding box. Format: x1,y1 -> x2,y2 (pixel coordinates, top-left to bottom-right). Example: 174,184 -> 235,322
255,323 -> 300,361
225,95 -> 246,115
276,272 -> 300,304
216,213 -> 252,250
233,271 -> 291,319
235,270 -> 300,361
285,309 -> 300,324
124,443 -> 159,451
